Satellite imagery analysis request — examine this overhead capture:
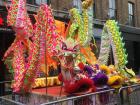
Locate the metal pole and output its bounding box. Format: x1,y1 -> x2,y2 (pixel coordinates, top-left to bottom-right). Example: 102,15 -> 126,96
44,32 -> 48,95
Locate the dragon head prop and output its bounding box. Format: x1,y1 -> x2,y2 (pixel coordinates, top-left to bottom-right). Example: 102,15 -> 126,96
57,38 -> 80,71
56,0 -> 97,93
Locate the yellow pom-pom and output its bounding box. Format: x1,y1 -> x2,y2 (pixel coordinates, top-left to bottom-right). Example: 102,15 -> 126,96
108,75 -> 124,88
82,0 -> 93,9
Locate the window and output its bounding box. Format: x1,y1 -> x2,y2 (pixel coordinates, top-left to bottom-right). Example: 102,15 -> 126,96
0,12 -> 7,26
0,15 -> 4,26
27,0 -> 33,4
128,2 -> 135,26
35,0 -> 49,5
73,0 -> 82,12
109,0 -> 117,19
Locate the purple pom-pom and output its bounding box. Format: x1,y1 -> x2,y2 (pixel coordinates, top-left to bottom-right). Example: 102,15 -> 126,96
92,73 -> 108,86
84,65 -> 94,77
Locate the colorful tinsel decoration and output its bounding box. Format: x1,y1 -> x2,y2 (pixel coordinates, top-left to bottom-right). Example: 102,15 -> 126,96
106,20 -> 128,69
3,0 -> 61,93
98,20 -> 128,70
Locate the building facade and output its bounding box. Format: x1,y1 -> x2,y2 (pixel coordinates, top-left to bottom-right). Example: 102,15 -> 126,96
32,0 -> 140,28
1,0 -> 139,26
94,0 -> 140,27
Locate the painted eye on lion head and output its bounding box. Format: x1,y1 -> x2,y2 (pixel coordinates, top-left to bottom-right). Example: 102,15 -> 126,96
61,42 -> 67,50
73,45 -> 79,52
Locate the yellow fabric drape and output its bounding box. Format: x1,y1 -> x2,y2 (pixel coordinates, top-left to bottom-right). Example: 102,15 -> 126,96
32,77 -> 61,88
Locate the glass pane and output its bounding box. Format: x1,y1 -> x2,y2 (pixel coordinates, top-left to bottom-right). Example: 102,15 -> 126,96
35,0 -> 41,5
35,0 -> 48,5
128,3 -> 134,15
112,0 -> 116,9
73,0 -> 82,11
130,4 -> 133,15
109,0 -> 116,9
42,0 -> 48,4
109,0 -> 112,8
0,98 -> 19,105
109,9 -> 115,18
27,0 -> 33,4
128,15 -> 134,26
0,93 -> 56,105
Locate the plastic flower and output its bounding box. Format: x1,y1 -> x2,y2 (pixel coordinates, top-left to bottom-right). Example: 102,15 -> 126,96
100,65 -> 110,74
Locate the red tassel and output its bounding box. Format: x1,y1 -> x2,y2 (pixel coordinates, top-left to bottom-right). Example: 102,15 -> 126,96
78,62 -> 85,70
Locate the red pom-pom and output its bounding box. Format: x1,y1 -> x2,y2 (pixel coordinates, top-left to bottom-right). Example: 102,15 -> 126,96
64,82 -> 78,93
64,78 -> 94,93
